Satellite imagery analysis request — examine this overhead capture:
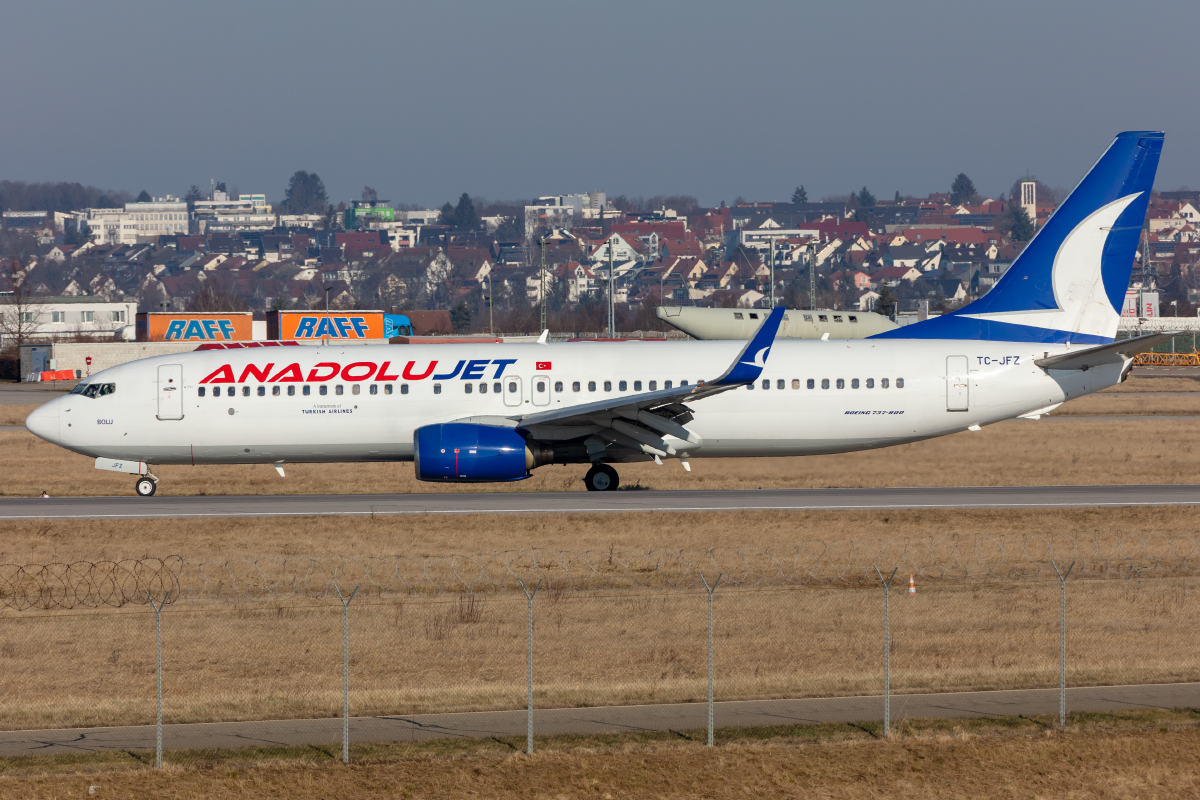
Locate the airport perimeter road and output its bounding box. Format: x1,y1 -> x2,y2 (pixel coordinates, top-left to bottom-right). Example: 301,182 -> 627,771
0,484 -> 1198,520
1,683 -> 1196,757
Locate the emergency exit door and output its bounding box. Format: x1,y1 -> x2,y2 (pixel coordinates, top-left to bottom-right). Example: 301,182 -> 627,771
531,375 -> 551,406
503,376 -> 523,407
157,364 -> 184,420
946,356 -> 969,411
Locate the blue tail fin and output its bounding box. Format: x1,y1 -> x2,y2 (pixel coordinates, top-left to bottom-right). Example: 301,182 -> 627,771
874,131 -> 1164,344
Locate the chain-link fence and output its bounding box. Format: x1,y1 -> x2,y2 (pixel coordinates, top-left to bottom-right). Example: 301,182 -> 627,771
2,539 -> 1199,764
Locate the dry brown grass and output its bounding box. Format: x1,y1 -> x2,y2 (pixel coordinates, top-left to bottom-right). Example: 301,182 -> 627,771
1100,373 -> 1200,393
3,413 -> 1200,498
6,716 -> 1200,799
0,404 -> 35,426
2,579 -> 1197,730
1058,393 -> 1200,415
3,505 -> 1199,563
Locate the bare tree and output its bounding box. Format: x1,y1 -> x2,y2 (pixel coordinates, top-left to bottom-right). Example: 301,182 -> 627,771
0,258 -> 48,353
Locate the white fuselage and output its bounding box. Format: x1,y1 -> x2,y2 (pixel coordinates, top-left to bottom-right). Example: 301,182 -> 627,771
27,338 -> 1117,467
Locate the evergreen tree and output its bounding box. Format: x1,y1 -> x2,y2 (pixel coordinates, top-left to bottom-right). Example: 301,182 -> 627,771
856,186 -> 876,208
135,190 -> 152,202
1005,203 -> 1035,241
950,173 -> 977,205
874,283 -> 897,318
438,202 -> 457,226
791,185 -> 808,204
894,190 -> 902,203
184,185 -> 204,212
450,301 -> 473,332
282,171 -> 329,215
454,192 -> 479,229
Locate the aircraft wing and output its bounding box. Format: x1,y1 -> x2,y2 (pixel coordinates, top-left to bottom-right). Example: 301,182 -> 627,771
508,308 -> 785,458
1034,331 -> 1181,371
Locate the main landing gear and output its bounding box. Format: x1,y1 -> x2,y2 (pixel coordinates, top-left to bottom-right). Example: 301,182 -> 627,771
135,477 -> 158,497
584,463 -> 619,492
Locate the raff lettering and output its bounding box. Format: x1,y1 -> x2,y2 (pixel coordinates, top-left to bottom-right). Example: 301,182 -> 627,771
165,320 -> 186,340
218,320 -> 235,339
351,318 -> 369,336
184,319 -> 206,339
295,317 -> 317,337
334,318 -> 352,337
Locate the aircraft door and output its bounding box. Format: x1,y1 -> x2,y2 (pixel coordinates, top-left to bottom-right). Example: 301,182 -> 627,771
503,376 -> 523,407
946,356 -> 968,411
157,364 -> 184,420
532,374 -> 550,406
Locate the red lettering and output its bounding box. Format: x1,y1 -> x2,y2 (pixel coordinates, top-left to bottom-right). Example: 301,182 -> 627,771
307,362 -> 341,382
341,362 -> 377,381
269,363 -> 304,382
402,360 -> 437,380
199,364 -> 235,384
238,363 -> 274,383
377,360 -> 400,380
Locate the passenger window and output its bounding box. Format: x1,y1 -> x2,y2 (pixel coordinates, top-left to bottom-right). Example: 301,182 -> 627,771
319,385 -> 328,396
352,384 -> 360,395
819,315 -> 828,322
803,314 -> 813,321
493,382 -> 501,393
649,381 -> 657,390
833,315 -> 843,323
400,384 -> 408,394
370,384 -> 378,395
288,386 -> 296,396
836,379 -> 845,389
572,381 -> 581,392
480,383 -> 488,394
634,381 -> 642,391
791,379 -> 800,389
335,385 -> 343,396
464,383 -> 473,394
734,312 -> 743,320
198,386 -> 206,397
777,379 -> 785,390
807,379 -> 815,389
821,379 -> 829,389
303,385 -> 311,396
619,380 -> 627,391
749,313 -> 759,320
747,382 -> 754,390
588,381 -> 596,392
434,384 -> 442,394
681,380 -> 689,387
881,378 -> 889,388
897,378 -> 905,388
536,380 -> 546,393
242,386 -> 250,397
603,381 -> 611,392
866,378 -> 874,389
761,379 -> 770,390
664,380 -> 672,389
273,386 -> 280,396
257,386 -> 265,396
508,381 -> 517,393
554,381 -> 563,392
851,379 -> 859,389
849,316 -> 858,323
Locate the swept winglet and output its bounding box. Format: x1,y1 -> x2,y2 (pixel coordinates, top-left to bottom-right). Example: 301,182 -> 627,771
710,307 -> 785,386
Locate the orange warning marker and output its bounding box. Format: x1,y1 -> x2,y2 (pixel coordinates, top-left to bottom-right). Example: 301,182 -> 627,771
908,574 -> 916,594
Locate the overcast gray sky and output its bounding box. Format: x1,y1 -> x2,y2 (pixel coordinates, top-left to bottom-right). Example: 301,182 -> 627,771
3,0 -> 1196,207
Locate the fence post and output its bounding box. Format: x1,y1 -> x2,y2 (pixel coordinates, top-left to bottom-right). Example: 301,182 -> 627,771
1051,561 -> 1074,729
873,566 -> 898,737
516,577 -> 543,755
144,590 -> 170,770
698,572 -> 722,747
334,584 -> 358,764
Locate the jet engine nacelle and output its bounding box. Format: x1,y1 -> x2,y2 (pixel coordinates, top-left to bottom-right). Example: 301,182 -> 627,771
414,423 -> 533,482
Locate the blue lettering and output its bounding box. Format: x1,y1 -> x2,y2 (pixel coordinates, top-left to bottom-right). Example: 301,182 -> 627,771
334,317 -> 352,337
184,319 -> 205,339
351,317 -> 369,336
433,360 -> 465,380
315,317 -> 337,338
218,320 -> 235,339
462,359 -> 490,380
491,359 -> 517,378
165,320 -> 185,340
295,317 -> 317,337
203,320 -> 220,339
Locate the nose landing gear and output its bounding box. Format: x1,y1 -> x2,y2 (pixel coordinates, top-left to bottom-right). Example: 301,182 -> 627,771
135,476 -> 158,497
583,463 -> 619,492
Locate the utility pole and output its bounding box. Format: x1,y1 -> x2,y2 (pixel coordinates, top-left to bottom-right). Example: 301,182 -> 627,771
539,238 -> 547,332
486,271 -> 494,335
808,245 -> 816,310
607,238 -> 615,338
769,237 -> 776,309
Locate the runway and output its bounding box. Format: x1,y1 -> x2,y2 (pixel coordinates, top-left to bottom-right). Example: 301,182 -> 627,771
1,483 -> 1197,519
1,683 -> 1195,757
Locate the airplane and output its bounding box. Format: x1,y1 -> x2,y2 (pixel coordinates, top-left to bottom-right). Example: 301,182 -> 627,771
25,131 -> 1172,496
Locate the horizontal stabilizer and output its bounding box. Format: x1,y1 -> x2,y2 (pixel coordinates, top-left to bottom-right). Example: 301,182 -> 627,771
1034,332 -> 1180,371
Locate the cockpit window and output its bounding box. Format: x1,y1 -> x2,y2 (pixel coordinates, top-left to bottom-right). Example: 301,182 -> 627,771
72,383 -> 116,398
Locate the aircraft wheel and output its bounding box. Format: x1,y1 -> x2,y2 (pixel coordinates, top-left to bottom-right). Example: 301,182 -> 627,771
135,477 -> 157,497
584,464 -> 619,492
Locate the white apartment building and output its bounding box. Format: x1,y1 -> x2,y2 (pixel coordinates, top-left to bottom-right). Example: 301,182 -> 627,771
524,192 -> 607,238
0,295 -> 138,349
193,192 -> 274,233
85,197 -> 189,245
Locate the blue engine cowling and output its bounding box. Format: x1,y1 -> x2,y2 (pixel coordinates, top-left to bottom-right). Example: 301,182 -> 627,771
414,423 -> 532,482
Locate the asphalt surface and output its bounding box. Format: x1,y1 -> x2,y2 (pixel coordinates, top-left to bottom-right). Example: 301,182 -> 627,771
1,484 -> 1198,519
1,683 -> 1195,757
0,389 -> 68,405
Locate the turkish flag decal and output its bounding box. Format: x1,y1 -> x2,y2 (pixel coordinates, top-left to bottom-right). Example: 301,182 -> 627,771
536,361 -> 552,370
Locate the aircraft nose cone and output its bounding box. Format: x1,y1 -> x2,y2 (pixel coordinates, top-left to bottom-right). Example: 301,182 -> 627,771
24,403 -> 59,443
